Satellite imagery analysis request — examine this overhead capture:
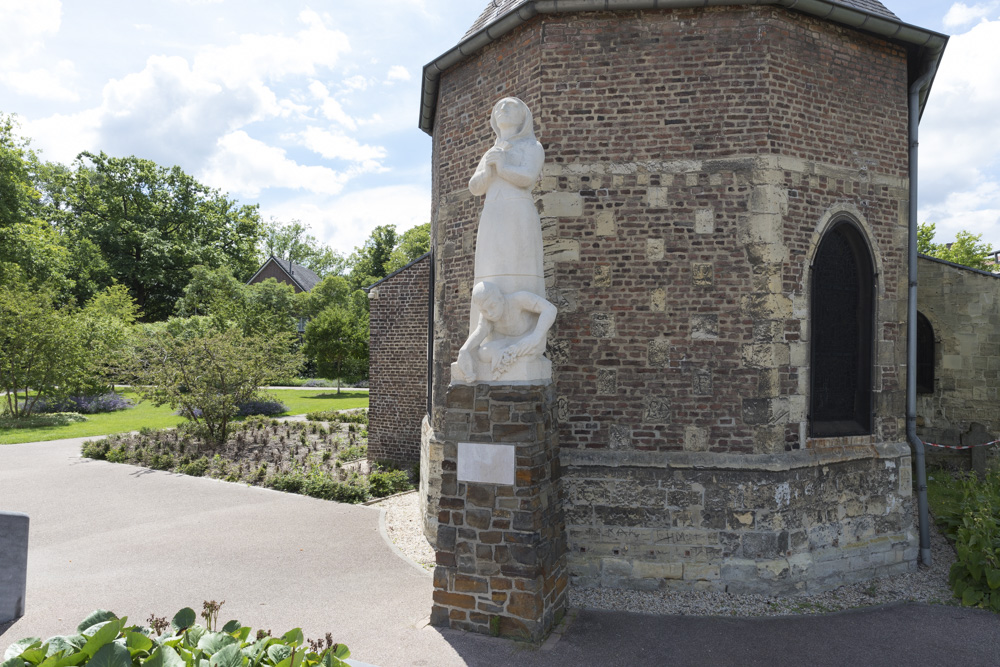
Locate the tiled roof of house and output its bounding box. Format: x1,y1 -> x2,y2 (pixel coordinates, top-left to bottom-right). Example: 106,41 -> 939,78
464,0 -> 897,40
248,256 -> 322,292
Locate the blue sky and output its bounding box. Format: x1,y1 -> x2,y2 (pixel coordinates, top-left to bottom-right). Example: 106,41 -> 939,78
1,1 -> 997,253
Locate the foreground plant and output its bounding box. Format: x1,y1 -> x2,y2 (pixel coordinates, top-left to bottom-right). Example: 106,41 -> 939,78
1,606 -> 352,667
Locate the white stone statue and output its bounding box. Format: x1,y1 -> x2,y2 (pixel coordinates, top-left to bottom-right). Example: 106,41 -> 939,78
468,97 -> 546,330
451,97 -> 554,385
452,282 -> 556,384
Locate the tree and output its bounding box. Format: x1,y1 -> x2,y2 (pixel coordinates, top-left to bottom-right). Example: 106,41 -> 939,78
347,224 -> 397,291
125,324 -> 302,445
262,219 -> 346,277
0,275 -> 85,418
385,222 -> 430,274
59,152 -> 265,320
918,222 -> 995,271
303,290 -> 369,393
0,114 -> 71,291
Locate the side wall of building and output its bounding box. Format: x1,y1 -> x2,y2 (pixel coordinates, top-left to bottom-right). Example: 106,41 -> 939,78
916,256 -> 1000,460
249,262 -> 303,293
368,255 -> 430,466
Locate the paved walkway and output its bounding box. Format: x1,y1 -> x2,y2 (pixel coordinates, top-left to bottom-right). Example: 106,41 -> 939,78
2,438 -> 998,666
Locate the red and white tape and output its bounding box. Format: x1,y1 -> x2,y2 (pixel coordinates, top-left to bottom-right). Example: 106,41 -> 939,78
924,439 -> 1000,451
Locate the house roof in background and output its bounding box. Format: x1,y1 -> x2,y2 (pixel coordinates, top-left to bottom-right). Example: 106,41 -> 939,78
248,256 -> 322,292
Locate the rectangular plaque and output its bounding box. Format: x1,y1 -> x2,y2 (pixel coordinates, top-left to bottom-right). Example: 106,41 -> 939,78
457,442 -> 516,485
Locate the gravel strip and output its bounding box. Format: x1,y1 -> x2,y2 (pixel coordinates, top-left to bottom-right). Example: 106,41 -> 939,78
369,491 -> 436,571
379,492 -> 959,615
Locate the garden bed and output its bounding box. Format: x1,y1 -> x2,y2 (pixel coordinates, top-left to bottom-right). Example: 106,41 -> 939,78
80,410 -> 411,504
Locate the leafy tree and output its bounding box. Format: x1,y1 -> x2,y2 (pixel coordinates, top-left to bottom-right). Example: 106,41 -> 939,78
59,151 -> 265,320
125,324 -> 302,445
385,222 -> 430,274
0,114 -> 71,290
262,218 -> 346,277
303,290 -> 369,393
347,224 -> 397,291
0,275 -> 84,418
73,284 -> 142,396
176,265 -> 300,338
918,222 -> 995,271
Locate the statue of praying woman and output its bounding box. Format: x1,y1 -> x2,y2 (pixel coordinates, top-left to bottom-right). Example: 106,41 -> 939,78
451,98 -> 554,385
467,97 -> 546,333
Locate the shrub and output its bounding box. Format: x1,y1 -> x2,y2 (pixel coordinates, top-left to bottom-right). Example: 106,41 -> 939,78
81,439 -> 110,460
1,606 -> 352,667
303,378 -> 333,387
26,392 -> 134,415
929,467 -> 1000,611
306,409 -> 368,424
368,468 -> 412,498
177,457 -> 210,477
236,399 -> 288,417
336,444 -> 366,463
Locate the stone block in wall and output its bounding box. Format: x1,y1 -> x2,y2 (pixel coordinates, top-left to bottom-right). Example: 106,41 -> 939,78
539,192 -> 583,217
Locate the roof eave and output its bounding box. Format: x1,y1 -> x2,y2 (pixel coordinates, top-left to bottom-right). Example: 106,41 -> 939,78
419,0 -> 948,135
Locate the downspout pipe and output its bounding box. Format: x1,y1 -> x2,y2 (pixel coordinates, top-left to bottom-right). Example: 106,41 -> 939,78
908,68 -> 935,566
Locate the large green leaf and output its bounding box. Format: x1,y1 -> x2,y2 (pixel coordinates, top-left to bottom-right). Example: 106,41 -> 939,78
126,633 -> 154,655
274,652 -> 302,667
279,631 -> 302,649
76,612 -> 118,635
196,635 -> 236,656
183,627 -> 206,651
208,645 -> 243,667
987,568 -> 1000,590
265,646 -> 290,665
142,646 -> 186,667
2,657 -> 27,667
43,638 -> 78,659
5,639 -> 41,662
962,587 -> 984,606
80,621 -> 121,658
171,610 -> 196,633
84,642 -> 131,667
220,622 -> 240,635
17,648 -> 47,665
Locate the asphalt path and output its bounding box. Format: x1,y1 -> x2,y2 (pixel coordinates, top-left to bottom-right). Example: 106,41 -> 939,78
2,438 -> 998,666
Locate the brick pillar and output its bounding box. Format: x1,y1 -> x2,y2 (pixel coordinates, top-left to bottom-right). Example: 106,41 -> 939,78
430,383 -> 567,642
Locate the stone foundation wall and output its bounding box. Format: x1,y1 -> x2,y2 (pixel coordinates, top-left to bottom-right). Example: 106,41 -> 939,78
562,443 -> 917,594
367,254 -> 430,467
916,255 -> 1000,466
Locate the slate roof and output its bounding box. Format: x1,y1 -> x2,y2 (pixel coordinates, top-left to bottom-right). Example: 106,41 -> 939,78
465,0 -> 897,39
248,256 -> 322,292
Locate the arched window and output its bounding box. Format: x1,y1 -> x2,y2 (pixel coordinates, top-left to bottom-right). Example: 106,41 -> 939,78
916,312 -> 935,394
810,221 -> 875,437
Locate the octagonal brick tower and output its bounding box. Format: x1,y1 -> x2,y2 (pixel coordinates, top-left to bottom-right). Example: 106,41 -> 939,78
420,0 -> 946,596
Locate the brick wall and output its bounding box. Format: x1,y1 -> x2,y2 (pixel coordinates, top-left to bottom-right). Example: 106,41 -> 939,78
917,256 -> 1000,462
368,254 -> 430,466
430,6 -> 909,456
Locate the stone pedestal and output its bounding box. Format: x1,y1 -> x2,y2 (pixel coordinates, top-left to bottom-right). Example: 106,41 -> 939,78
0,511 -> 29,623
430,383 -> 567,642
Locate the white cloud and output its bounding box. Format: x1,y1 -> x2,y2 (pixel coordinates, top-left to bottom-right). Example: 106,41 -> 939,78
193,9 -> 350,88
342,75 -> 370,91
309,80 -> 358,130
943,2 -> 999,29
919,16 -> 1000,244
200,131 -> 354,198
385,65 -> 411,82
3,62 -> 78,102
0,0 -> 61,66
263,184 -> 430,254
21,109 -> 101,164
296,127 -> 387,167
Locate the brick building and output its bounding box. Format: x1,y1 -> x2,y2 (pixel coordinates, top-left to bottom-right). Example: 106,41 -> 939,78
404,0 -> 948,598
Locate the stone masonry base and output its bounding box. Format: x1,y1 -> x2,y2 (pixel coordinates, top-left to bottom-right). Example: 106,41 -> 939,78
429,383 -> 568,642
561,442 -> 918,595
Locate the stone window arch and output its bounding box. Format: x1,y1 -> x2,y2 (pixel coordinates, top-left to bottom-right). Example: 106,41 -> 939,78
916,311 -> 935,394
809,219 -> 875,437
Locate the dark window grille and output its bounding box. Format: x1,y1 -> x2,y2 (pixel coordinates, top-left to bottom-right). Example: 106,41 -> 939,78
810,221 -> 875,437
916,312 -> 935,394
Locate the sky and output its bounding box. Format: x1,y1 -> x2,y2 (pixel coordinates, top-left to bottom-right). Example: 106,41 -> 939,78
0,1 -> 998,254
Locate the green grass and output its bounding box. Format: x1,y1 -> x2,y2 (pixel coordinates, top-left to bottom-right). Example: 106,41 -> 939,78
0,389 -> 369,445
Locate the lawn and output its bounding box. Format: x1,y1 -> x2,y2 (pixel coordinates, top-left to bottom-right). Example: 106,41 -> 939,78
0,389 -> 369,445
